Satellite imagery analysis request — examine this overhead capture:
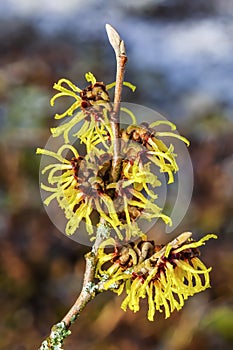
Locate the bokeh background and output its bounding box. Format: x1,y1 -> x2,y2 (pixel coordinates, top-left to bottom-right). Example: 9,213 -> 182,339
0,1 -> 233,349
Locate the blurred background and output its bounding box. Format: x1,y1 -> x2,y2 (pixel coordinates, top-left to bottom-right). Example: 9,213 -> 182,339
0,0 -> 232,349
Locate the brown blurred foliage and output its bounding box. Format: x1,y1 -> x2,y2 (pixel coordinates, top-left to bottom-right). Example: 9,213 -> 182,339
0,13 -> 232,350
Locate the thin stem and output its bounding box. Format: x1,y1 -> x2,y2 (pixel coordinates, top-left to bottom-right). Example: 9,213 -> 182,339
62,251 -> 97,327
106,24 -> 127,182
38,223 -> 111,350
38,24 -> 125,350
38,252 -> 97,350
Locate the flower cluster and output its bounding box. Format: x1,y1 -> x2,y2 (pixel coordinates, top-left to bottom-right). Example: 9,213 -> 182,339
37,72 -> 189,241
95,233 -> 217,320
37,68 -> 217,323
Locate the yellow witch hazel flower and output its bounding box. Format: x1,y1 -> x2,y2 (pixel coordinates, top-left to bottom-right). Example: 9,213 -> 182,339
121,120 -> 189,184
50,72 -> 136,149
37,145 -> 121,236
96,233 -> 217,321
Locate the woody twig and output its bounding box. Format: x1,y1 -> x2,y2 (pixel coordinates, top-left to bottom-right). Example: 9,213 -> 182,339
106,24 -> 127,182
